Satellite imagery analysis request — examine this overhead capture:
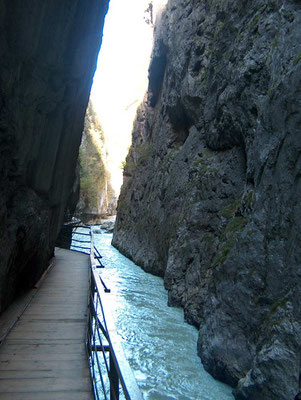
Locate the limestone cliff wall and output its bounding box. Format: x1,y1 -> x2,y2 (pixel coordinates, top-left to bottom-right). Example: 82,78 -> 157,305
113,1 -> 301,399
76,101 -> 116,223
0,0 -> 109,312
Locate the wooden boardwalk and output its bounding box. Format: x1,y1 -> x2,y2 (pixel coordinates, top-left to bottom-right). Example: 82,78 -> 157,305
0,248 -> 93,400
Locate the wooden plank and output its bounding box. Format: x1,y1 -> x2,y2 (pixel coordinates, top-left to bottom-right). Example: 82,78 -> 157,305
0,291 -> 37,344
0,259 -> 56,345
0,343 -> 87,355
0,391 -> 93,400
0,248 -> 93,400
22,314 -> 88,320
11,320 -> 87,330
20,318 -> 87,323
0,351 -> 88,361
23,306 -> 88,312
8,327 -> 86,340
0,358 -> 89,372
4,339 -> 86,345
0,368 -> 90,379
0,377 -> 92,393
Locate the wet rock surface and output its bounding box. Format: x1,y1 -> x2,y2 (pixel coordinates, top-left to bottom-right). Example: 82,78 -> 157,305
101,217 -> 115,233
113,1 -> 301,399
0,0 -> 109,312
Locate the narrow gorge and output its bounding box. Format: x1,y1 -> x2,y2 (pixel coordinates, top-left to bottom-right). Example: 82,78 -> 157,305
113,1 -> 301,399
0,0 -> 300,399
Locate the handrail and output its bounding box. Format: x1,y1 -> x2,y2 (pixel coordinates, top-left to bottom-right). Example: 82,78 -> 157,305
87,227 -> 143,400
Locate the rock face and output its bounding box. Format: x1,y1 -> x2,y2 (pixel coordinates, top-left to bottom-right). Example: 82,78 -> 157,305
0,0 -> 109,312
76,101 -> 116,224
113,1 -> 301,399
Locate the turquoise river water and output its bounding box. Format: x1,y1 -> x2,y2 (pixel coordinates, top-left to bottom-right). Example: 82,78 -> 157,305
75,230 -> 234,400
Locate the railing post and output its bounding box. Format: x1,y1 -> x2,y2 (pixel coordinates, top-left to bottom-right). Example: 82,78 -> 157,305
110,351 -> 120,400
87,280 -> 95,358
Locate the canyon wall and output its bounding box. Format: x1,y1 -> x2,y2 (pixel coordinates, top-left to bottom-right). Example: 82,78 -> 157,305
113,1 -> 301,399
76,100 -> 116,223
0,0 -> 109,312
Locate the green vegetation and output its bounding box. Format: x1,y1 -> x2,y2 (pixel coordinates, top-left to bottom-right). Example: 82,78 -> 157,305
213,21 -> 224,42
249,14 -> 260,30
120,160 -> 127,171
270,296 -> 288,314
236,31 -> 242,43
193,162 -> 214,177
271,39 -> 278,49
266,78 -> 277,97
212,0 -> 227,11
201,69 -> 209,87
193,148 -> 215,170
221,198 -> 241,218
222,216 -> 249,240
78,101 -> 114,213
212,237 -> 235,267
124,159 -> 137,175
135,103 -> 145,122
137,142 -> 153,164
122,142 -> 153,176
293,52 -> 301,66
165,146 -> 181,163
192,150 -> 220,191
202,233 -> 215,251
212,195 -> 249,267
212,216 -> 249,268
245,190 -> 254,209
261,295 -> 289,327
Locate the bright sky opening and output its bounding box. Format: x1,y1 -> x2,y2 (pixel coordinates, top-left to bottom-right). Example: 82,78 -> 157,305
91,0 -> 167,195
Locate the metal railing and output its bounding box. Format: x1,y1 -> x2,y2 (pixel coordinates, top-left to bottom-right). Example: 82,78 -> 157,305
70,225 -> 143,400
56,223 -> 91,254
71,225 -> 92,253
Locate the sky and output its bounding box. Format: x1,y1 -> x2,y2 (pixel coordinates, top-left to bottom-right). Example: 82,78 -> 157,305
91,0 -> 167,194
